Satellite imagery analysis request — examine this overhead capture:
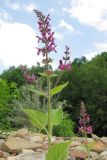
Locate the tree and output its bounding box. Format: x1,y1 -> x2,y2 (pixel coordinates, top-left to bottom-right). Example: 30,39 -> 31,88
58,53 -> 107,136
0,66 -> 25,87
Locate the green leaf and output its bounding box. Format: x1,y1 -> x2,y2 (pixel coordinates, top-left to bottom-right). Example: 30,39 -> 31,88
39,73 -> 58,77
28,88 -> 47,98
51,107 -> 63,126
23,109 -> 48,131
39,73 -> 47,77
46,141 -> 71,160
50,82 -> 68,96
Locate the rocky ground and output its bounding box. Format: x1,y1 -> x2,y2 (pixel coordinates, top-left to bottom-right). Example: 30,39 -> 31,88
0,128 -> 107,160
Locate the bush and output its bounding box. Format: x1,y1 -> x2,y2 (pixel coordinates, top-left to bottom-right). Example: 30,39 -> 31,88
0,104 -> 12,131
53,118 -> 75,137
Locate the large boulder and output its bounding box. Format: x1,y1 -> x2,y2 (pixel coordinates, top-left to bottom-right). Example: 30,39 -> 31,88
1,136 -> 42,153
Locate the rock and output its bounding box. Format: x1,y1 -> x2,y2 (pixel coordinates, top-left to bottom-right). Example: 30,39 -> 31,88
17,152 -> 45,160
70,150 -> 87,159
0,151 -> 3,158
92,140 -> 107,153
0,140 -> 5,150
70,145 -> 88,159
25,133 -> 47,143
36,148 -> 44,152
99,150 -> 107,160
22,149 -> 35,154
91,134 -> 99,141
2,136 -> 42,153
74,145 -> 87,152
101,137 -> 107,145
2,151 -> 10,158
0,129 -> 107,160
88,151 -> 99,159
7,156 -> 18,160
70,141 -> 81,148
14,128 -> 29,138
52,137 -> 65,144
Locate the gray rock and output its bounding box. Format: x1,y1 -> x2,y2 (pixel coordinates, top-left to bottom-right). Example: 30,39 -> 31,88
7,157 -> 18,160
2,151 -> 10,158
0,139 -> 5,149
88,151 -> 99,159
22,149 -> 35,154
102,137 -> 107,145
100,150 -> 107,160
17,152 -> 45,160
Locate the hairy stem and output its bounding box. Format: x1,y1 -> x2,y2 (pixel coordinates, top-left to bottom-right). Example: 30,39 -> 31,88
46,50 -> 52,148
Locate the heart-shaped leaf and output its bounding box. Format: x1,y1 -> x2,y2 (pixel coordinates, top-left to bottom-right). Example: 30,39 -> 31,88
23,109 -> 48,131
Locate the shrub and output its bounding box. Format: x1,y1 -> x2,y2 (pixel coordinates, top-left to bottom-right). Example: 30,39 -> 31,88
53,118 -> 75,137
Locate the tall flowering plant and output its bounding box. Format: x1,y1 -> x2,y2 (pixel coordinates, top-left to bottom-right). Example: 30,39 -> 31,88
78,102 -> 93,135
23,10 -> 71,160
78,102 -> 93,159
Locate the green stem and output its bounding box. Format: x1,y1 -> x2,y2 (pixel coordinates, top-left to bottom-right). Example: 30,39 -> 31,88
84,132 -> 90,160
47,76 -> 51,148
45,49 -> 52,148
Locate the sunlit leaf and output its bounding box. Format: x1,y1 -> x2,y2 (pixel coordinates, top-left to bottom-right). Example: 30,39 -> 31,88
46,141 -> 71,160
50,82 -> 68,96
51,107 -> 63,126
39,73 -> 58,77
23,109 -> 48,131
28,88 -> 47,98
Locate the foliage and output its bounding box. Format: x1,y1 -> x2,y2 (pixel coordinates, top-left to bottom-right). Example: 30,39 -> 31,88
59,53 -> 107,136
53,116 -> 75,137
0,79 -> 24,130
18,12 -> 71,160
0,79 -> 10,105
0,104 -> 12,130
0,79 -> 20,130
46,141 -> 71,160
23,107 -> 63,134
0,52 -> 107,136
23,109 -> 48,131
16,84 -> 43,110
0,66 -> 25,87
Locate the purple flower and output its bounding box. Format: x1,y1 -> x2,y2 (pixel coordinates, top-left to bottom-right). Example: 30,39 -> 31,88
58,61 -> 71,71
78,102 -> 93,135
58,46 -> 71,71
23,73 -> 37,84
34,10 -> 56,64
19,65 -> 37,84
79,126 -> 85,133
85,126 -> 93,133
